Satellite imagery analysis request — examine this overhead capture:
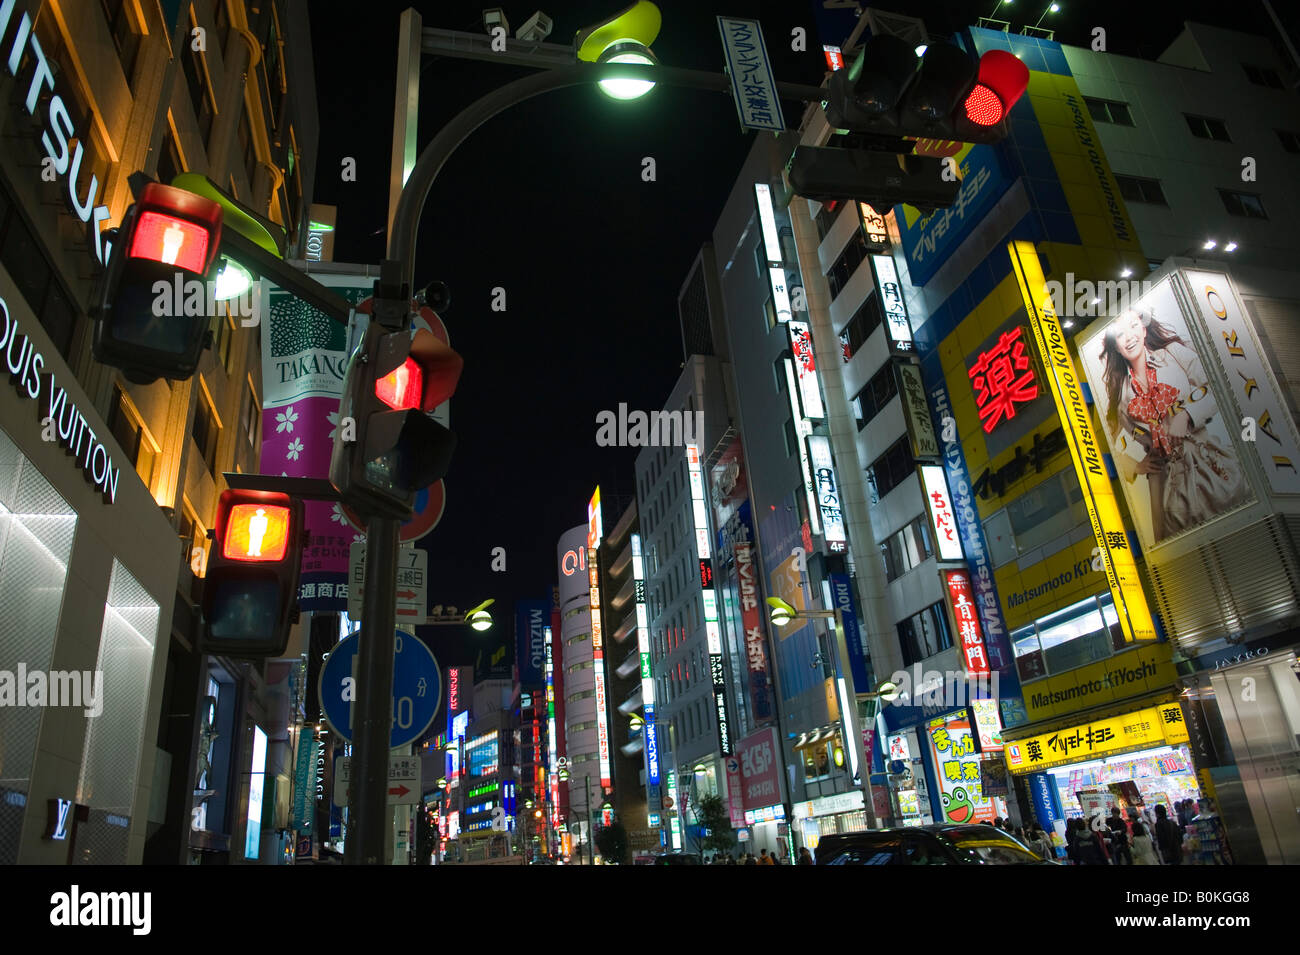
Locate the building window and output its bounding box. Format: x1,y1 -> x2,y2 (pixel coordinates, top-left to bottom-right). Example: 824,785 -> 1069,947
840,292 -> 884,360
763,294 -> 777,330
826,227 -> 871,299
0,186 -> 76,359
157,127 -> 185,186
99,0 -> 142,82
1083,97 -> 1133,126
1219,188 -> 1268,219
774,355 -> 786,393
880,516 -> 933,582
1185,114 -> 1231,142
182,11 -> 216,141
191,389 -> 220,477
1242,63 -> 1284,88
814,199 -> 843,241
852,361 -> 899,431
238,111 -> 258,190
783,418 -> 798,458
242,380 -> 259,448
865,435 -> 915,503
213,310 -> 236,374
1276,130 -> 1300,154
1114,174 -> 1167,206
566,632 -> 590,646
566,689 -> 596,704
107,387 -> 157,488
897,602 -> 953,667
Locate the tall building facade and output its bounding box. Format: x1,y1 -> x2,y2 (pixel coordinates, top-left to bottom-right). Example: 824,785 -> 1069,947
788,14 -> 1300,862
556,521 -> 600,860
0,0 -> 317,865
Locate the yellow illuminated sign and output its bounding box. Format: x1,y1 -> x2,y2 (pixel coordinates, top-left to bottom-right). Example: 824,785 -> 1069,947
1008,240 -> 1156,644
1019,643 -> 1177,722
1005,702 -> 1188,774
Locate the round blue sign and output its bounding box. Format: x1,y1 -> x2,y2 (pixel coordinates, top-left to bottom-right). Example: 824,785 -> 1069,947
318,630 -> 442,747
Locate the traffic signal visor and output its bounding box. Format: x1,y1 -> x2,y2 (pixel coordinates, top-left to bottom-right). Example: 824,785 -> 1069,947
202,489 -> 303,657
130,182 -> 223,274
965,50 -> 1029,127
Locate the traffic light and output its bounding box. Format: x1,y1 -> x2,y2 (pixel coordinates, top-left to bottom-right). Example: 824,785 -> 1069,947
787,147 -> 959,212
200,489 -> 304,657
330,321 -> 463,519
93,182 -> 224,383
826,34 -> 1028,146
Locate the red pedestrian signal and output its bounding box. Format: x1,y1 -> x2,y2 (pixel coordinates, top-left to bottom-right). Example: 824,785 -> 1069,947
330,321 -> 463,519
93,182 -> 224,383
201,489 -> 304,657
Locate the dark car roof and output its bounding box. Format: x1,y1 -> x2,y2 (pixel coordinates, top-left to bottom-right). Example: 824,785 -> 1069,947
817,824 -> 1013,844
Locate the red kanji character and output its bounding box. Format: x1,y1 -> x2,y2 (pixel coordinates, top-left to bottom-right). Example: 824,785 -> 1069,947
969,327 -> 1038,432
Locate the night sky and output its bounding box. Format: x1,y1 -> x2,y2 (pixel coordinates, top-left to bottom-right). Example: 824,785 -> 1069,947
308,0 -> 1281,667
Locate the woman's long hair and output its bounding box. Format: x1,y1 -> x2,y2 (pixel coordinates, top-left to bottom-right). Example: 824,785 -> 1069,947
1099,308 -> 1188,433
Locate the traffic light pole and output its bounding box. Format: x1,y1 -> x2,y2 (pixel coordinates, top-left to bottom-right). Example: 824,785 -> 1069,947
344,59 -> 825,866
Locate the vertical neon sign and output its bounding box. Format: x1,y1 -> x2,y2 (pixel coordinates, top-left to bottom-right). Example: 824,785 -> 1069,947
588,488 -> 612,789
687,444 -> 733,756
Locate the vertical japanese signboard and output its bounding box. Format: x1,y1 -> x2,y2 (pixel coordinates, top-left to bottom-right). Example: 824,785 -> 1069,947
587,487 -> 612,789
688,444 -> 733,756
717,17 -> 786,133
919,465 -> 964,561
928,714 -> 997,825
1009,240 -> 1156,643
945,570 -> 990,676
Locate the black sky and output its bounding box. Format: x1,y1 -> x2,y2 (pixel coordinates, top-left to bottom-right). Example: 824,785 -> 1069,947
308,0 -> 1282,666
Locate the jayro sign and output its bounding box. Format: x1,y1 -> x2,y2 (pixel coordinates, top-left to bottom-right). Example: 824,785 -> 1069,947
2,0 -> 115,266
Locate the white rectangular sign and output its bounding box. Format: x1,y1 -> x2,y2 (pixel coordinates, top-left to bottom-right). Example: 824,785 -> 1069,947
872,254 -> 914,351
807,435 -> 846,549
348,543 -> 427,622
333,755 -> 422,806
920,465 -> 964,561
717,17 -> 786,133
788,321 -> 825,420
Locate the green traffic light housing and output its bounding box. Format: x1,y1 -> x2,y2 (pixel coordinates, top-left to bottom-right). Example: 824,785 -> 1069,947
576,1 -> 662,100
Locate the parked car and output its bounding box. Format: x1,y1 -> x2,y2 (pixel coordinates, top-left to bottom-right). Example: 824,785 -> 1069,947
652,852 -> 702,865
815,824 -> 1056,865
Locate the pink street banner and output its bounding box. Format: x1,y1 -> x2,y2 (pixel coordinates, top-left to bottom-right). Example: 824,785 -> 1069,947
260,275 -> 375,613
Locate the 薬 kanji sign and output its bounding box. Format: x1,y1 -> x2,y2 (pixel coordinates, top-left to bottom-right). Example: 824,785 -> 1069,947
969,326 -> 1039,433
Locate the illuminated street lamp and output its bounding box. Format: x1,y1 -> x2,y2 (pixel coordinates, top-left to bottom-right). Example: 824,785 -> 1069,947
465,598 -> 496,631
1034,2 -> 1060,28
575,1 -> 662,100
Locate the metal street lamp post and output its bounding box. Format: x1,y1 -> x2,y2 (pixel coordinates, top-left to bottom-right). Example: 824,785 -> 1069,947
766,599 -> 900,830
346,13 -> 826,867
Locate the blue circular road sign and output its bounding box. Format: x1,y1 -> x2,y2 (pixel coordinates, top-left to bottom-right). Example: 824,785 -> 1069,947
318,630 -> 442,747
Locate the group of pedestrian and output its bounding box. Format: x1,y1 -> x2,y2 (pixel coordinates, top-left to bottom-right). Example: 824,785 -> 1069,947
1060,798 -> 1230,865
708,848 -> 783,865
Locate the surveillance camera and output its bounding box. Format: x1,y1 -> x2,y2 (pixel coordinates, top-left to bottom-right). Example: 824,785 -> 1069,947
420,280 -> 451,313
517,11 -> 553,42
483,8 -> 509,34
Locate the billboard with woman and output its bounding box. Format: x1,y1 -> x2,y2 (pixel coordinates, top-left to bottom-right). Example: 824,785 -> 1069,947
1077,278 -> 1253,550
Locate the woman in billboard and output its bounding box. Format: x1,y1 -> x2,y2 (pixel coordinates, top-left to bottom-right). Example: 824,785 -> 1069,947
1098,307 -> 1246,541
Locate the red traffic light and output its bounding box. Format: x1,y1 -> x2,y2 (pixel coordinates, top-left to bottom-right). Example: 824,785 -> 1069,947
129,210 -> 212,273
966,50 -> 1029,126
376,357 -> 424,411
222,502 -> 293,562
129,182 -> 223,274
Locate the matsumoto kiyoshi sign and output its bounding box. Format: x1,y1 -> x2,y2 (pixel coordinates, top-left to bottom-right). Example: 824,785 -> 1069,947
1,296 -> 120,502
3,5 -> 114,266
